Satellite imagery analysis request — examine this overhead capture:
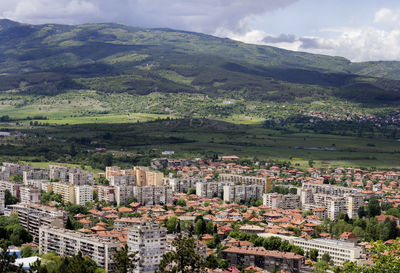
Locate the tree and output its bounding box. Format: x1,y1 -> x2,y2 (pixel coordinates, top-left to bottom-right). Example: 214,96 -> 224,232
187,188 -> 196,195
321,253 -> 331,263
156,235 -> 206,273
113,245 -> 138,273
206,222 -> 214,235
309,249 -> 319,262
194,219 -> 206,236
367,198 -> 381,218
4,190 -> 18,206
0,242 -> 18,273
166,217 -> 178,234
341,239 -> 400,273
358,206 -> 367,219
28,259 -> 48,273
21,246 -> 33,258
176,198 -> 186,207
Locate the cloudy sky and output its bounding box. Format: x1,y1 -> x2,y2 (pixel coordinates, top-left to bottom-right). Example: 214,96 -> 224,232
1,0 -> 400,62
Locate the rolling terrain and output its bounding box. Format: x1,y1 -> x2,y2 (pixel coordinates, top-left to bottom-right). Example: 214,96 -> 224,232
0,19 -> 400,168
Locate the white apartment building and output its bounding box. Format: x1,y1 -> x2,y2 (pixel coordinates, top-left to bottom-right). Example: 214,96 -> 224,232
69,172 -> 94,186
115,185 -> 134,206
219,174 -> 272,193
110,175 -> 135,186
347,194 -> 364,219
0,180 -> 21,199
39,227 -> 120,272
223,184 -> 263,203
97,185 -> 116,204
0,189 -> 4,215
2,162 -> 33,175
75,185 -> 94,205
164,177 -> 206,193
263,193 -> 301,210
196,181 -> 234,199
127,222 -> 167,273
259,233 -> 364,266
133,186 -> 172,206
6,203 -> 66,243
19,186 -> 41,203
23,169 -> 49,183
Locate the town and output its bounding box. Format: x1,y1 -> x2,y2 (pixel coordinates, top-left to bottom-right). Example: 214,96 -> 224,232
0,156 -> 399,273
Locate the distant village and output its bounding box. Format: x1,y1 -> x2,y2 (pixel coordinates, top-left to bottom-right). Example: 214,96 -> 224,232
0,156 -> 399,273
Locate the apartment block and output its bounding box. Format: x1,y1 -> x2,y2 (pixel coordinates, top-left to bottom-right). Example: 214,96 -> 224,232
0,180 -> 21,199
39,227 -> 120,272
110,175 -> 135,186
302,183 -> 362,196
19,187 -> 41,203
2,162 -> 33,175
263,193 -> 301,210
75,185 -> 94,205
223,184 -> 263,203
6,203 -> 66,243
52,182 -> 75,204
97,185 -> 116,204
105,166 -> 135,180
69,172 -> 93,186
49,165 -> 81,182
196,181 -> 234,199
127,222 -> 167,273
0,170 -> 10,181
260,234 -> 365,266
0,189 -> 4,215
23,169 -> 49,183
134,167 -> 163,186
115,185 -> 134,206
347,194 -> 364,219
164,177 -> 206,193
133,186 -> 172,206
222,246 -> 303,273
219,174 -> 272,193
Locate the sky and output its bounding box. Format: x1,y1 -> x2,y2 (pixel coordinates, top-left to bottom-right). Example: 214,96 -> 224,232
0,0 -> 400,62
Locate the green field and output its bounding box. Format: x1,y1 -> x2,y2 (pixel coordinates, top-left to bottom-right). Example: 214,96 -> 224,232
2,118 -> 398,169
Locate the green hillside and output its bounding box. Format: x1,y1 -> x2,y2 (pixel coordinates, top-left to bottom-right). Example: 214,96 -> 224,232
0,19 -> 400,106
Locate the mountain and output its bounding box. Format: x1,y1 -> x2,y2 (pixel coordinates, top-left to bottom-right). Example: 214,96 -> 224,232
0,19 -> 400,104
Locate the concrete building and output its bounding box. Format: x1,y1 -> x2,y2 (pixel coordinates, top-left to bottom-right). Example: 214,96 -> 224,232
69,172 -> 93,186
115,185 -> 134,206
133,186 -> 172,206
222,246 -> 303,273
23,169 -> 49,183
105,166 -> 135,180
49,165 -> 81,182
223,184 -> 263,203
75,185 -> 93,205
0,180 -> 21,199
134,167 -> 163,186
97,185 -> 115,204
52,182 -> 75,204
347,194 -> 364,219
6,203 -> 66,243
196,181 -> 234,199
127,222 -> 167,273
20,187 -> 41,203
110,175 -> 135,186
259,233 -> 365,266
219,174 -> 272,193
164,177 -> 206,193
263,193 -> 301,210
39,227 -> 120,272
0,189 -> 4,215
2,162 -> 33,175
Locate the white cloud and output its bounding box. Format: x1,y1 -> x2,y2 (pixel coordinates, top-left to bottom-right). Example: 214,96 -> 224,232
0,0 -> 297,33
226,7 -> 400,62
374,8 -> 400,29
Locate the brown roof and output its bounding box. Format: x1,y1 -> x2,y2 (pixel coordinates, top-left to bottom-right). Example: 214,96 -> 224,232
222,246 -> 303,260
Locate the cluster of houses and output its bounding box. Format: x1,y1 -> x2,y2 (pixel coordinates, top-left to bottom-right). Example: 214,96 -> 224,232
1,159 -> 400,273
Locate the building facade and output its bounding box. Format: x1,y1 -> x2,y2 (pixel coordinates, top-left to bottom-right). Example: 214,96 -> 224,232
223,184 -> 263,203
127,222 -> 167,273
